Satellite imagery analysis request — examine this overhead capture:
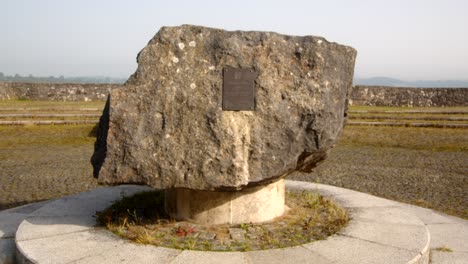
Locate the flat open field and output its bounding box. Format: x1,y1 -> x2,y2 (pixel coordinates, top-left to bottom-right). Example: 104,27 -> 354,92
291,125 -> 467,219
0,101 -> 467,219
0,124 -> 99,209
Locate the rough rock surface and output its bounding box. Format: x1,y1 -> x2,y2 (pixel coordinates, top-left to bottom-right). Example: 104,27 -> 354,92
92,25 -> 356,191
351,85 -> 468,107
0,81 -> 117,101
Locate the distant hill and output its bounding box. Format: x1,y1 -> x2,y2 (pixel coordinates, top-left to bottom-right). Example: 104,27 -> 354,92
354,77 -> 468,88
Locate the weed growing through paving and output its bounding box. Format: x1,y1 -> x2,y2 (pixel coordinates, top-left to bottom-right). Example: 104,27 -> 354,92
435,246 -> 453,252
96,190 -> 349,251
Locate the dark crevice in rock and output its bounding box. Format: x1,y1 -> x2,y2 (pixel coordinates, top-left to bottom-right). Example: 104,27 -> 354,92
301,112 -> 321,151
312,129 -> 320,150
296,150 -> 327,173
214,175 -> 287,192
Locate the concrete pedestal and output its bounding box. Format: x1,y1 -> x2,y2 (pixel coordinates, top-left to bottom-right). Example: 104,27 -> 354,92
165,180 -> 285,225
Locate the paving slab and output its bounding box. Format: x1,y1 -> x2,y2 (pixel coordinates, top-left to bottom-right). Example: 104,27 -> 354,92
71,242 -> 180,264
59,185 -> 151,201
332,191 -> 402,208
431,251 -> 468,264
245,246 -> 331,264
0,213 -> 29,238
0,239 -> 16,264
27,196 -> 116,217
427,223 -> 468,252
15,215 -> 96,241
17,230 -> 123,264
351,206 -> 424,226
172,250 -> 249,264
411,249 -> 430,264
304,234 -> 418,264
398,205 -> 461,225
2,201 -> 51,215
0,201 -> 50,264
30,185 -> 151,217
338,218 -> 428,252
286,182 -> 400,208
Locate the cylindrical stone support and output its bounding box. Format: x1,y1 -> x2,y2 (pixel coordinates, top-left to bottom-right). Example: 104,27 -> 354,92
165,179 -> 285,225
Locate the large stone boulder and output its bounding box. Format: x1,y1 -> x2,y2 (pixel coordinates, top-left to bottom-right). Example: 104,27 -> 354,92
92,25 -> 356,191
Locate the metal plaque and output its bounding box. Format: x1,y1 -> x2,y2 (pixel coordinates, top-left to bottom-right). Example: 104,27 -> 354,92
223,67 -> 257,111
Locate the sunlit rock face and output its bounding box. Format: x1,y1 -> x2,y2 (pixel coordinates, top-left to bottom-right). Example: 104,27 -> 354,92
92,25 -> 356,191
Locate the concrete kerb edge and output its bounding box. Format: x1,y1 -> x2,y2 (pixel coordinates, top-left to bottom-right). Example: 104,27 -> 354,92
14,181 -> 431,264
15,239 -> 35,264
287,181 -> 431,264
407,225 -> 431,264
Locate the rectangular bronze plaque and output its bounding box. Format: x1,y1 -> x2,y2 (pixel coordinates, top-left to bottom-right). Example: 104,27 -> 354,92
223,67 -> 257,111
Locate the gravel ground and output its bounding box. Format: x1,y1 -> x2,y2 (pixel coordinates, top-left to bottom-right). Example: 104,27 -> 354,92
291,126 -> 468,219
0,124 -> 467,220
0,125 -> 98,210
0,144 -> 98,209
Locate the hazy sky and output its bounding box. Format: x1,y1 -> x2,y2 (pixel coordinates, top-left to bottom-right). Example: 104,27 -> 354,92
2,0 -> 467,81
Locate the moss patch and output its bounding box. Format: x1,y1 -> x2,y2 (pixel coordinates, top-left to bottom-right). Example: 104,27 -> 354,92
435,246 -> 453,252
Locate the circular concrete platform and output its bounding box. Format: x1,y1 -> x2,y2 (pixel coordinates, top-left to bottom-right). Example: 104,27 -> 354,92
15,181 -> 430,264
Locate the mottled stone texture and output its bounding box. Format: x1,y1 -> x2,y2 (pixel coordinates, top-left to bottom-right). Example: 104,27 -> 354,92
351,85 -> 468,107
92,25 -> 356,191
0,81 -> 119,101
2,82 -> 466,107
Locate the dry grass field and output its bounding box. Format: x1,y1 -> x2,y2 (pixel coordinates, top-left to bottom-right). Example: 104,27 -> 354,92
291,125 -> 467,219
0,101 -> 466,219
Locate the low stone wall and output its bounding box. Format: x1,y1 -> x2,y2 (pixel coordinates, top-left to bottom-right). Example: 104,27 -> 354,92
1,81 -> 467,106
0,81 -> 122,101
351,85 -> 468,107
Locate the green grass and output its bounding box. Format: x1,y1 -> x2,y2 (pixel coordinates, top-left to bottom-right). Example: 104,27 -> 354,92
0,123 -> 99,211
340,126 -> 468,152
350,119 -> 468,125
0,100 -> 106,109
0,124 -> 97,148
349,105 -> 468,112
350,113 -> 468,118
